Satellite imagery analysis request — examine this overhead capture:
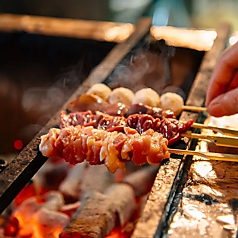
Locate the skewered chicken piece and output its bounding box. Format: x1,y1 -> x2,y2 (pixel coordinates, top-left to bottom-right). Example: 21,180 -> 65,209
60,110 -> 194,145
39,125 -> 170,173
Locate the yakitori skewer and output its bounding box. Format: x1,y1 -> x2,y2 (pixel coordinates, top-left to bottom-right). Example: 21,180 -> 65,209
181,132 -> 238,148
182,105 -> 207,112
169,148 -> 238,162
191,122 -> 238,137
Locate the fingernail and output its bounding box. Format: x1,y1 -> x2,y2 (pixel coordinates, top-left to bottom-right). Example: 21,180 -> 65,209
207,100 -> 226,117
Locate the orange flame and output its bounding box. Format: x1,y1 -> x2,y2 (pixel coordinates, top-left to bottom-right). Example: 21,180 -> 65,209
32,215 -> 63,238
106,226 -> 132,238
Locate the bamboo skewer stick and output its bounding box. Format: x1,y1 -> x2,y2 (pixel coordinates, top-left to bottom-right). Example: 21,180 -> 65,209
191,122 -> 238,137
168,148 -> 238,162
181,132 -> 238,148
182,105 -> 207,112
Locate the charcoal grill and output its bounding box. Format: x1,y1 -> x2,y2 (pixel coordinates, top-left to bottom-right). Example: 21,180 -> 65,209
0,14 -> 231,237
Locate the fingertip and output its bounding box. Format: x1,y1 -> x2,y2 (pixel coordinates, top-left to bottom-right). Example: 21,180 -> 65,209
207,92 -> 238,117
207,94 -> 229,117
207,101 -> 226,117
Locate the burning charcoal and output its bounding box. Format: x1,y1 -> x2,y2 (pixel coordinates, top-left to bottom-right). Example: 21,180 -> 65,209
33,158 -> 69,191
2,216 -> 19,237
104,183 -> 136,226
80,164 -> 116,199
12,197 -> 42,237
33,208 -> 70,238
60,184 -> 136,238
60,201 -> 81,217
122,165 -> 159,197
14,182 -> 36,207
43,191 -> 65,211
60,191 -> 116,238
5,193 -> 65,238
59,162 -> 87,199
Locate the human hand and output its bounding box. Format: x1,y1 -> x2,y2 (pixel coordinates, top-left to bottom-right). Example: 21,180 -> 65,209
205,41 -> 238,117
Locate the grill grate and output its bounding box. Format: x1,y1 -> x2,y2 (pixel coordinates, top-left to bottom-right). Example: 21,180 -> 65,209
0,16 -> 231,238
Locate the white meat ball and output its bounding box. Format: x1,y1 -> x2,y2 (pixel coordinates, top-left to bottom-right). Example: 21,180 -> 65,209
160,92 -> 184,115
109,87 -> 135,105
86,83 -> 112,101
132,88 -> 161,107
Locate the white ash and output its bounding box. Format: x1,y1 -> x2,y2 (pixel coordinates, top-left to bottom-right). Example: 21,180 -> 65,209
33,208 -> 69,237
105,183 -> 137,226
32,159 -> 69,191
43,191 -> 65,211
59,162 -> 87,199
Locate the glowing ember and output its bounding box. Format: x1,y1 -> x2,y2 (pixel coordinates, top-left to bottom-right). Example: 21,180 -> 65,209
14,183 -> 36,206
31,208 -> 69,238
106,226 -> 132,238
13,197 -> 43,237
3,217 -> 19,237
1,153 -> 156,237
